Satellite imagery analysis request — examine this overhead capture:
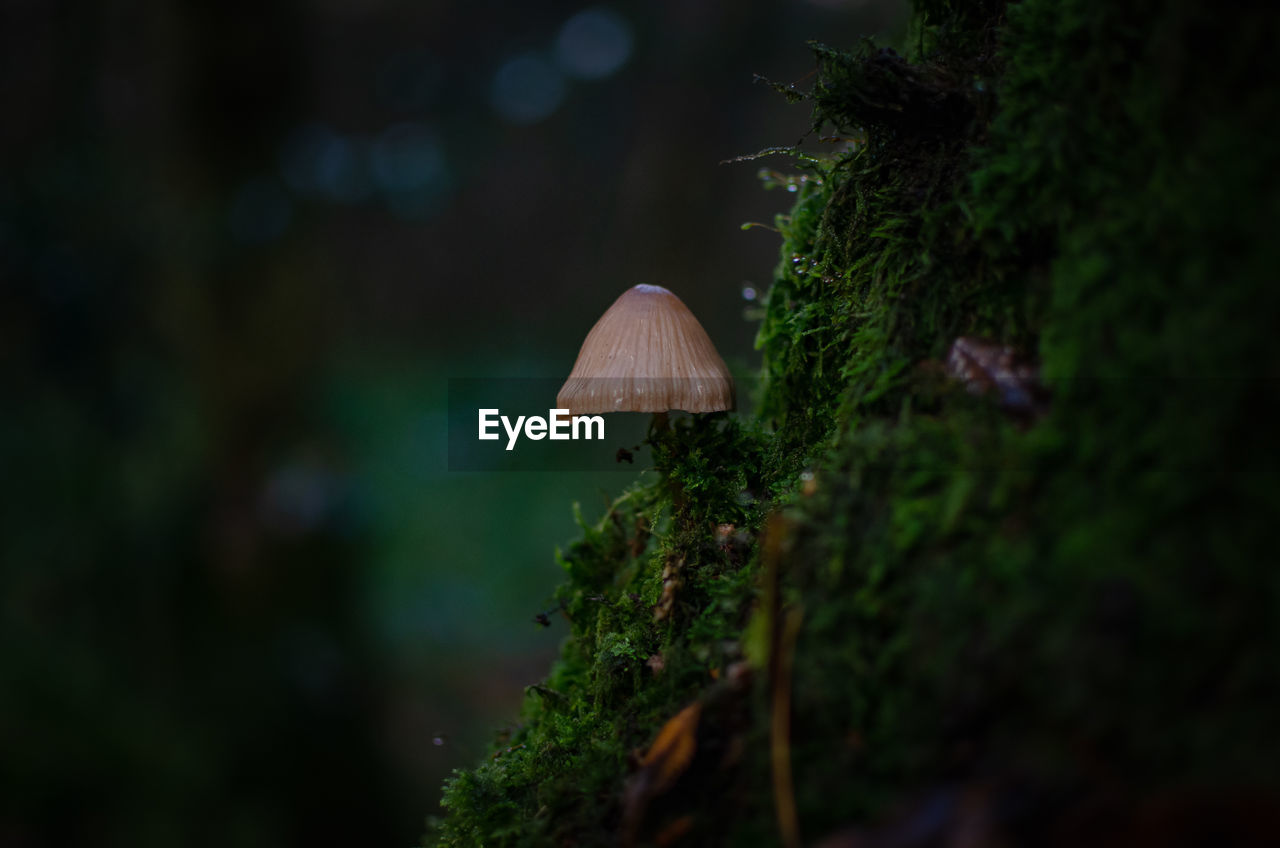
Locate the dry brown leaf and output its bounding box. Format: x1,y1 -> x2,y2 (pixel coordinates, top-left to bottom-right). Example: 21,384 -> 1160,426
639,701 -> 702,795
654,814 -> 695,846
621,701 -> 704,847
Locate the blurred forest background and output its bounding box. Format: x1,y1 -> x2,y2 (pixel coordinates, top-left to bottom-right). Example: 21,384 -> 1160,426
0,0 -> 908,845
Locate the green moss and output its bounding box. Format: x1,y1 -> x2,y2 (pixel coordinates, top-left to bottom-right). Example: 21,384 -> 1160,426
430,0 -> 1280,843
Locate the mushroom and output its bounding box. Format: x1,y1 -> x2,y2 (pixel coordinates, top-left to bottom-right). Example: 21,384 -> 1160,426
557,284 -> 734,415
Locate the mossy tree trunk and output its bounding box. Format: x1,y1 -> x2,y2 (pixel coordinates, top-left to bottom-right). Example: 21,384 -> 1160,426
428,1 -> 1280,844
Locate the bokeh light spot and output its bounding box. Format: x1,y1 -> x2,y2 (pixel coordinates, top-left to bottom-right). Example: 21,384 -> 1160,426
279,124 -> 372,203
371,122 -> 446,193
371,123 -> 452,219
555,7 -> 634,80
491,53 -> 566,125
258,461 -> 353,536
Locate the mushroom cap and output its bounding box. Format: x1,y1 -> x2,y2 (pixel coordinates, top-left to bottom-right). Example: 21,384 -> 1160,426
557,284 -> 734,414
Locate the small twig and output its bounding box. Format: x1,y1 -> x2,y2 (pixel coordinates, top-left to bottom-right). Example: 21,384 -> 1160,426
720,147 -> 826,167
526,684 -> 568,705
772,606 -> 804,848
761,514 -> 804,848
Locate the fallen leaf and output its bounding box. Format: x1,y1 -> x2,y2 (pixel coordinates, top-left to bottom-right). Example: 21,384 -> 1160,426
640,701 -> 702,794
621,701 -> 703,846
654,814 -> 695,846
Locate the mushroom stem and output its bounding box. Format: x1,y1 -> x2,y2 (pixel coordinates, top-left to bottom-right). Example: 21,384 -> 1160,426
648,411 -> 670,439
644,413 -> 685,510
647,412 -> 731,520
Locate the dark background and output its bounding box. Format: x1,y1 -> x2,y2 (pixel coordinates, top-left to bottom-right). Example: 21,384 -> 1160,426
0,1 -> 906,845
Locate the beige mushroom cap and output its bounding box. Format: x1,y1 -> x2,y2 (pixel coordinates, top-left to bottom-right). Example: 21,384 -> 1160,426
557,284 -> 735,415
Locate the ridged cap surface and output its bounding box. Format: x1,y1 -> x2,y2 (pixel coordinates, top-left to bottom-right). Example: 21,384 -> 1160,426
557,285 -> 734,414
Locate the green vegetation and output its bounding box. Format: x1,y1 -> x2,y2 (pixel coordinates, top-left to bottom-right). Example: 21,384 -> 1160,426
428,0 -> 1280,844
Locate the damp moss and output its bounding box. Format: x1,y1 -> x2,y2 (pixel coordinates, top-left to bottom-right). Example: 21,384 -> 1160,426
429,0 -> 1280,844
